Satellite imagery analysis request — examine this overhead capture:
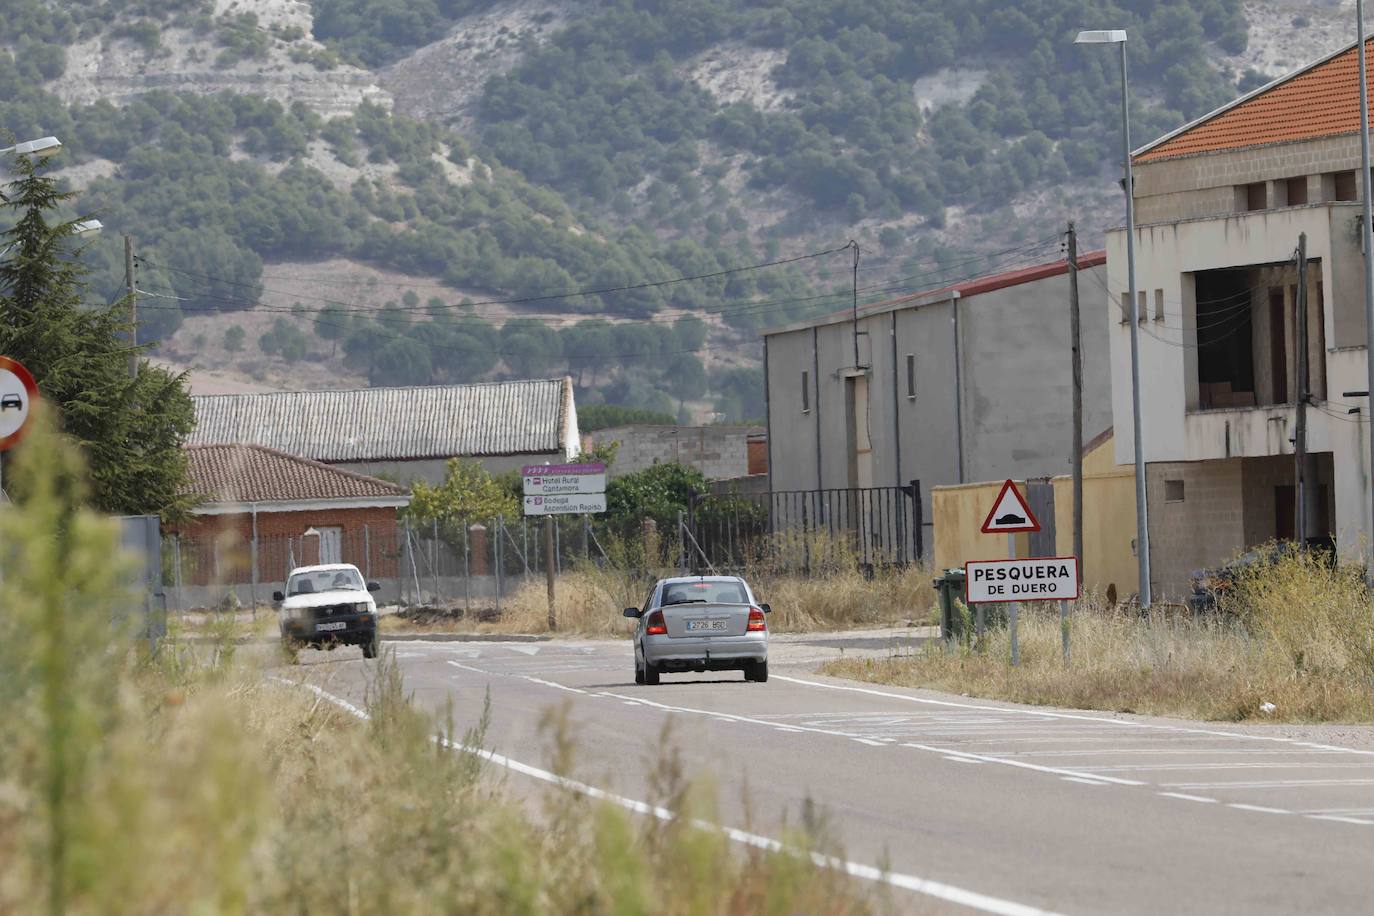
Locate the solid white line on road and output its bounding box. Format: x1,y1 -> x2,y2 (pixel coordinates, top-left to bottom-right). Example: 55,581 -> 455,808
852,738 -> 885,747
773,675 -> 1374,757
285,678 -> 1069,916
446,659 -> 589,694
1157,793 -> 1219,804
944,756 -> 985,764
505,645 -> 542,655
1306,815 -> 1374,826
1061,777 -> 1109,786
448,660 -> 495,676
1162,778 -> 1374,790
1227,804 -> 1291,815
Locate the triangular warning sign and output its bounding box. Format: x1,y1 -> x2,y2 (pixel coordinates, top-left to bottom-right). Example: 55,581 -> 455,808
980,480 -> 1040,534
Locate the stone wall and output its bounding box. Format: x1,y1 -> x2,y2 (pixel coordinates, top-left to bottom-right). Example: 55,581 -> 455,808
588,425 -> 763,480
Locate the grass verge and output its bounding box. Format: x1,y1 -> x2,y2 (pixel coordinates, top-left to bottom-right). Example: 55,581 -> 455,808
385,561 -> 936,638
823,551 -> 1374,723
0,414 -> 886,913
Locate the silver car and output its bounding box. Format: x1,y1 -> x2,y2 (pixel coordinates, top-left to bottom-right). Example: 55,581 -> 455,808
624,576 -> 771,685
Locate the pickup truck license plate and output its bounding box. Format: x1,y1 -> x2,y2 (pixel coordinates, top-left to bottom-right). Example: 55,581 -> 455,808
316,621 -> 347,632
686,619 -> 727,632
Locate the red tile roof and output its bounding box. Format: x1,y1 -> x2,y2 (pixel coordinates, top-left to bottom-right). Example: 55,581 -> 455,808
186,444 -> 410,507
1136,38 -> 1374,163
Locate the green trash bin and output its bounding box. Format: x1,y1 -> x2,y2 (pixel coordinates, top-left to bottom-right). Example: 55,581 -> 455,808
932,568 -> 968,641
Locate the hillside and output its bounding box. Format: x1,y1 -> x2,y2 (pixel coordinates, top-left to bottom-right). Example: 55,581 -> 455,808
0,0 -> 1355,418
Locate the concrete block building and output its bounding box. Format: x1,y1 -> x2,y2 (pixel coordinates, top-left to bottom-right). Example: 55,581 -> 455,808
1106,36 -> 1374,596
762,251 -> 1113,553
583,424 -> 764,480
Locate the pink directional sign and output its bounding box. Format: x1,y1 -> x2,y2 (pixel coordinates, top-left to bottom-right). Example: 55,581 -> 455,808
521,462 -> 606,477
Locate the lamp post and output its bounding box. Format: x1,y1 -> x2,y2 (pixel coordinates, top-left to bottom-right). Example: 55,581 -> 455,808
1357,0 -> 1374,584
1076,28 -> 1151,608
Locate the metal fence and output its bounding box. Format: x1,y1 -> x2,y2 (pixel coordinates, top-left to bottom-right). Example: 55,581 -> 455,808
686,484 -> 924,574
159,483 -> 926,609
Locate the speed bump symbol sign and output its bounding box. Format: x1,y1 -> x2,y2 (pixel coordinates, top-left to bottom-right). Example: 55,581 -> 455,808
980,479 -> 1040,534
0,356 -> 37,452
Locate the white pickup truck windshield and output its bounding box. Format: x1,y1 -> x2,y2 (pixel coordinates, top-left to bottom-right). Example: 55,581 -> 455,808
287,568 -> 364,596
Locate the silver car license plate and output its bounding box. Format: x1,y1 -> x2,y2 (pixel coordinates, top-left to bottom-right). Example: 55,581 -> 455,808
316,621 -> 346,632
686,619 -> 727,632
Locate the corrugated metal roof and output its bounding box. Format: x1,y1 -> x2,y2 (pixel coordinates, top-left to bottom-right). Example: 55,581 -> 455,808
190,379 -> 571,462
1135,37 -> 1374,163
186,444 -> 411,505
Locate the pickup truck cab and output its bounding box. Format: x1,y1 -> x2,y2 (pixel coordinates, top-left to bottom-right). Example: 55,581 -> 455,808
275,563 -> 381,662
625,576 -> 770,685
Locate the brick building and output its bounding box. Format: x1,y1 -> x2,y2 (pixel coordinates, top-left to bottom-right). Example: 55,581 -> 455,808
1102,36 -> 1374,596
173,444 -> 411,587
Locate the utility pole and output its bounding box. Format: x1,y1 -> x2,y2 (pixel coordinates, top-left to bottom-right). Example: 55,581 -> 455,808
851,240 -> 860,367
1067,222 -> 1084,583
1295,233 -> 1310,549
124,234 -> 137,379
544,515 -> 556,631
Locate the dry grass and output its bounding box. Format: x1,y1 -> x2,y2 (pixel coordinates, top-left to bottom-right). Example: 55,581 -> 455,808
382,560 -> 937,638
823,551 -> 1374,723
0,414 -> 886,915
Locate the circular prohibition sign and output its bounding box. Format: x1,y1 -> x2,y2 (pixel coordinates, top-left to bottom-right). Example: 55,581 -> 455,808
0,355 -> 38,452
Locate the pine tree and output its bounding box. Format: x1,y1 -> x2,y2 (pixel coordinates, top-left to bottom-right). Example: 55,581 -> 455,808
0,154 -> 195,518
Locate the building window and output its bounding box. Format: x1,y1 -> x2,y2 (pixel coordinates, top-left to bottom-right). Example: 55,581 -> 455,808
905,354 -> 916,399
1165,480 -> 1185,503
1285,176 -> 1308,206
801,371 -> 810,413
1245,182 -> 1267,211
1138,290 -> 1147,324
1119,292 -> 1131,325
1332,170 -> 1359,201
1154,289 -> 1164,322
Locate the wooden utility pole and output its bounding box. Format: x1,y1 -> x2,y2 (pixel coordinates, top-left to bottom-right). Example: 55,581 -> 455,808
1067,222 -> 1084,582
1295,232 -> 1309,549
544,515 -> 557,630
124,234 -> 137,379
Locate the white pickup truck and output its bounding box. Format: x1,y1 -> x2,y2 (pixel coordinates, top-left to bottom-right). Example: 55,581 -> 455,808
274,563 -> 380,662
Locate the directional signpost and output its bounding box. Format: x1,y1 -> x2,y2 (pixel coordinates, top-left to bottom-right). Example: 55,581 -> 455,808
523,462 -> 606,629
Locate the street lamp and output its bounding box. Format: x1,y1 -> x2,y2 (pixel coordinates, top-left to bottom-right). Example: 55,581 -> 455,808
1357,1 -> 1374,584
0,136 -> 61,159
1076,28 -> 1151,608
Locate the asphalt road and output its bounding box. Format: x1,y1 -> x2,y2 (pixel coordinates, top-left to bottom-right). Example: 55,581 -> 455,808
287,636 -> 1374,915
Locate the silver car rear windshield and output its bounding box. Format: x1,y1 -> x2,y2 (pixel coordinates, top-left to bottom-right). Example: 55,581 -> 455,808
287,568 -> 364,596
662,581 -> 747,605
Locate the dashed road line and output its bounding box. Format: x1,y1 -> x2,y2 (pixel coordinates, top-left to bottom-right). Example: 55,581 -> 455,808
1158,793 -> 1219,804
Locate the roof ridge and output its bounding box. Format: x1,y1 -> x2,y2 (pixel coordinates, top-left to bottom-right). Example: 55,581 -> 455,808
190,377 -> 566,401
188,443 -> 409,497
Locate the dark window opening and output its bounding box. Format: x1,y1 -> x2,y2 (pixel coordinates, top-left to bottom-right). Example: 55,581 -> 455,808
905,354 -> 916,399
1245,182 -> 1267,211
1285,177 -> 1308,206
801,371 -> 810,413
1269,288 -> 1289,404
1332,171 -> 1358,201
1195,268 -> 1256,408
1165,479 -> 1185,503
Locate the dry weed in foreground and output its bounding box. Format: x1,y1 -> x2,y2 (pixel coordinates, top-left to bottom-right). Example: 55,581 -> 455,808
823,553 -> 1374,723
0,414 -> 884,914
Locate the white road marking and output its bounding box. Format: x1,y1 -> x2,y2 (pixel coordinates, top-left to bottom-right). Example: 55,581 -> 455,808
899,743 -> 1144,787
1061,777 -> 1108,786
1307,815 -> 1374,826
446,659 -> 588,694
505,645 -> 542,655
853,738 -> 885,747
287,678 -> 1068,916
1076,762 -> 1374,773
944,756 -> 985,764
1162,779 -> 1374,790
1158,793 -> 1218,804
1227,804 -> 1291,815
774,675 -> 1374,757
